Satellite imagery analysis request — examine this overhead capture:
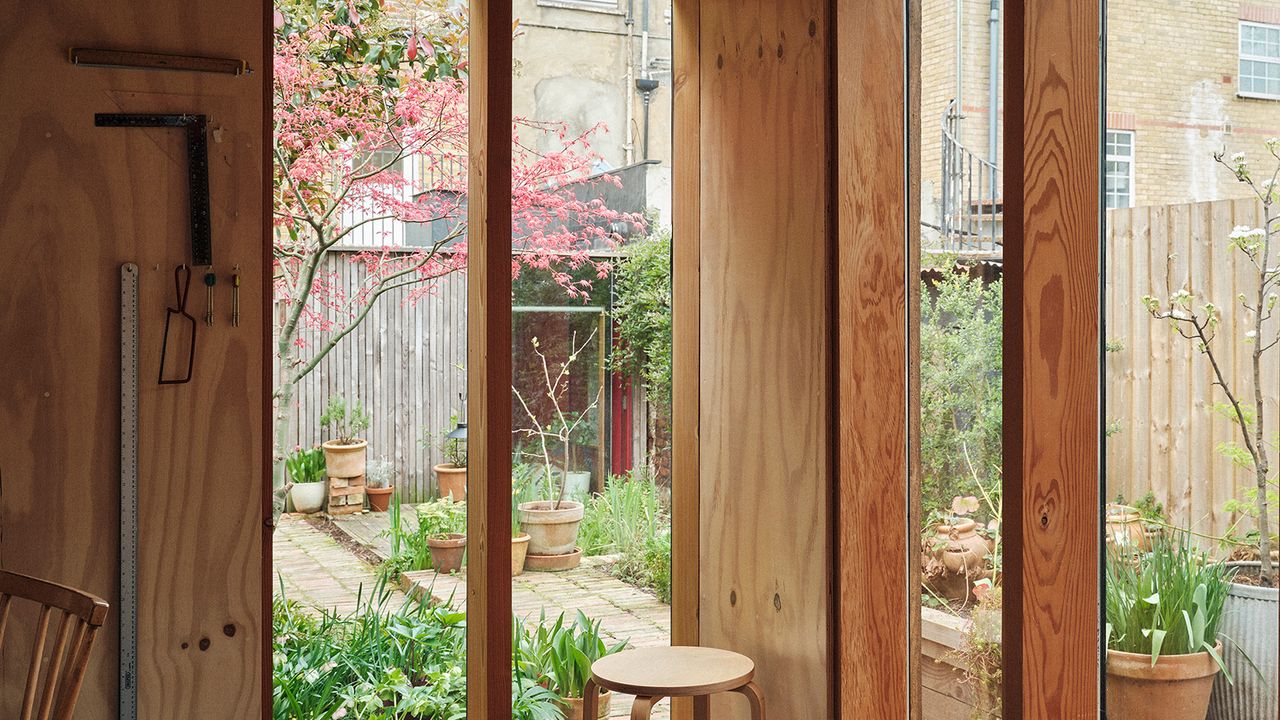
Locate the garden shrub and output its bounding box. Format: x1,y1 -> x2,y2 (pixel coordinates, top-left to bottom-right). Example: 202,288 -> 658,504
920,270 -> 1003,524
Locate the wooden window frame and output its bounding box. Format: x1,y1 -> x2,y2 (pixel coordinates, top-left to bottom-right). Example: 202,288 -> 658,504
834,0 -> 1101,717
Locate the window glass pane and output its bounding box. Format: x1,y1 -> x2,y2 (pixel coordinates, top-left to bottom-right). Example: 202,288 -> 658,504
271,2 -> 470,716
511,2 -> 674,718
917,0 -> 1005,716
1107,7 -> 1279,720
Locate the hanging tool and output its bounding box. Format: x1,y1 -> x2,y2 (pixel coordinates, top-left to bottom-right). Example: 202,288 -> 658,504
94,113 -> 213,267
159,264 -> 197,385
119,263 -> 140,720
203,269 -> 216,326
231,266 -> 241,327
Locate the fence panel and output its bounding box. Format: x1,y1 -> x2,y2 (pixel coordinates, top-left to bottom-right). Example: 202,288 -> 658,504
1106,198 -> 1279,540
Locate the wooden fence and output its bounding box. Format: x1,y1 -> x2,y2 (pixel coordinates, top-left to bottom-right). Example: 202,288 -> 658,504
279,249 -> 468,503
1105,197 -> 1279,540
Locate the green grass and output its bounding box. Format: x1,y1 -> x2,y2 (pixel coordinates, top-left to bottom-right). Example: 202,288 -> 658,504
578,471 -> 672,603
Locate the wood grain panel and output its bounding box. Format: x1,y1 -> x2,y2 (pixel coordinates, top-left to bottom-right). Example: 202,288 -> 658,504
671,0 -> 701,673
465,0 -> 513,716
0,2 -> 266,718
698,1 -> 832,718
834,0 -> 918,716
1003,0 -> 1101,717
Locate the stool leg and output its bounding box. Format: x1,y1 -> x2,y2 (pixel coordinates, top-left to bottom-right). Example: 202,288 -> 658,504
693,695 -> 711,720
584,679 -> 600,720
733,681 -> 765,720
630,695 -> 662,720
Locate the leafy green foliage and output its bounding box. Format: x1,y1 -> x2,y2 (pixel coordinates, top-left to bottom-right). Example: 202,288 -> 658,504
285,447 -> 326,484
321,395 -> 371,445
518,611 -> 629,699
920,272 -> 1003,524
1105,535 -> 1233,675
273,580 -> 469,719
611,229 -> 673,407
276,0 -> 466,88
577,472 -> 672,602
381,496 -> 466,578
274,581 -> 566,720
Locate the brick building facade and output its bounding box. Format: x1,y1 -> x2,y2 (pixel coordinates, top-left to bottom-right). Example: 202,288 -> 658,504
923,0 -> 1280,218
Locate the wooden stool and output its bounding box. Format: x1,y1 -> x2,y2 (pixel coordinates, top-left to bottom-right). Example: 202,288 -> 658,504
584,646 -> 764,720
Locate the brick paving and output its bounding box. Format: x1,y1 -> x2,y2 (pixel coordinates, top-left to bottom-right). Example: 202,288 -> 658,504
273,510 -> 673,719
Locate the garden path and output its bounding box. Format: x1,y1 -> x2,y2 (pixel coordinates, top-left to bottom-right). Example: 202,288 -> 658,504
274,513 -> 405,613
273,511 -> 673,719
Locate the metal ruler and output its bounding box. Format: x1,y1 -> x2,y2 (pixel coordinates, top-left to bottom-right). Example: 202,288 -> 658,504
119,263 -> 140,720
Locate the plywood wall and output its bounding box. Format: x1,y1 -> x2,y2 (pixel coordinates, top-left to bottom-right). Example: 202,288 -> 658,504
0,3 -> 265,718
697,1 -> 832,718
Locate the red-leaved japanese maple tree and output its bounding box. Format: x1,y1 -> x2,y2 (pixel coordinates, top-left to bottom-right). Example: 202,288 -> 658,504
272,15 -> 642,521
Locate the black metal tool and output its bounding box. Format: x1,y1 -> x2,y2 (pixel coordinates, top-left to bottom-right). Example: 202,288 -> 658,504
95,113 -> 213,267
203,270 -> 216,326
159,264 -> 197,385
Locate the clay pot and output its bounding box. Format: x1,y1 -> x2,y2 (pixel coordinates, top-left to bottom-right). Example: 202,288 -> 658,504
290,481 -> 326,514
518,500 -> 585,556
1106,504 -> 1148,550
1107,643 -> 1222,720
434,463 -> 467,501
322,439 -> 367,478
366,486 -> 394,512
427,533 -> 466,574
929,519 -> 993,602
524,547 -> 583,572
560,690 -> 613,720
512,534 -> 530,576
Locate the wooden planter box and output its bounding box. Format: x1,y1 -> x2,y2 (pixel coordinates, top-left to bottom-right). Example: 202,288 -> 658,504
327,474 -> 366,515
922,606 -> 1002,719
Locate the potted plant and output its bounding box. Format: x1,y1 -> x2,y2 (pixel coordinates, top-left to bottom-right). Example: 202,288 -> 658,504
511,464 -> 538,577
430,416 -> 467,501
1105,537 -> 1235,720
1145,144 -> 1278,720
923,493 -> 997,604
417,498 -> 467,574
523,611 -> 628,720
320,395 -> 370,478
365,457 -> 396,512
285,447 -> 327,513
514,331 -> 603,570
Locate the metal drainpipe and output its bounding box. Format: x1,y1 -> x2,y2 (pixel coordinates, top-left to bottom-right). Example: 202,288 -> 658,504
988,0 -> 999,188
624,0 -> 636,165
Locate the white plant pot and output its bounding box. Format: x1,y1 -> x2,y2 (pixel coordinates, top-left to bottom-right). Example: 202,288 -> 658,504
290,482 -> 326,514
561,471 -> 592,502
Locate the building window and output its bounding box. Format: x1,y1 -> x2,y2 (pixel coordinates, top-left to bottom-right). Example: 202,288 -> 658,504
536,0 -> 622,12
1240,21 -> 1280,99
1105,130 -> 1134,209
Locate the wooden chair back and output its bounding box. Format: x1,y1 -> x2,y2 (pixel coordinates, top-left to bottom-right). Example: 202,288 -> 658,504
0,571 -> 109,720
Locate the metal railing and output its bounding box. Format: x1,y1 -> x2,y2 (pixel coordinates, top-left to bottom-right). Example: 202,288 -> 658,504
939,99 -> 1002,255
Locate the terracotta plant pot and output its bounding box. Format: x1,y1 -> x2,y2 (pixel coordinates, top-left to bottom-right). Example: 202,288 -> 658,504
927,519 -> 993,602
560,690 -> 613,720
1106,503 -> 1149,550
1106,644 -> 1222,720
322,439 -> 367,478
290,482 -> 326,514
427,533 -> 466,574
517,500 -> 584,556
512,534 -> 530,576
434,463 -> 467,501
524,547 -> 583,572
366,486 -> 394,512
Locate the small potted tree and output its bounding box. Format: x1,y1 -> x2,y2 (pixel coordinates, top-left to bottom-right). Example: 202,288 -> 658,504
319,395 -> 370,478
431,417 -> 467,501
514,331 -> 602,571
285,447 -> 326,513
418,498 -> 467,574
1144,143 -> 1278,719
1105,537 -> 1235,720
365,457 -> 396,512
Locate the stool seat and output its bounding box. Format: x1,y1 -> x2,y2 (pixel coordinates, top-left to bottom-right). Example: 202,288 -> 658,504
589,646 -> 755,697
